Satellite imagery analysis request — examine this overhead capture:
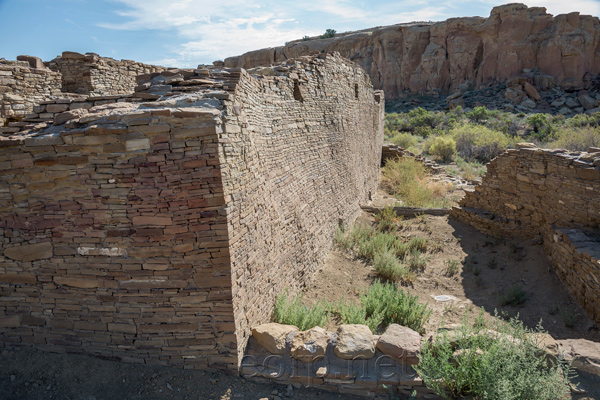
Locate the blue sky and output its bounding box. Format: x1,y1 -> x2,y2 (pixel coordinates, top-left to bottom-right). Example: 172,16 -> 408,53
0,0 -> 599,68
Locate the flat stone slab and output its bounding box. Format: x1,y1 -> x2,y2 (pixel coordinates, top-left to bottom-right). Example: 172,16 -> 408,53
559,339 -> 600,378
376,324 -> 421,365
291,326 -> 328,362
251,323 -> 298,355
4,242 -> 53,262
334,324 -> 375,359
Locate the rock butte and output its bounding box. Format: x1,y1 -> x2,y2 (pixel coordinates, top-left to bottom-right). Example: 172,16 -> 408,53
225,3 -> 600,99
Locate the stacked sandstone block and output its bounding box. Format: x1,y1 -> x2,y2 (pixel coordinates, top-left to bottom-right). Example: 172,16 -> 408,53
48,51 -> 170,96
0,58 -> 62,127
451,144 -> 600,323
244,323 -> 431,398
0,53 -> 384,372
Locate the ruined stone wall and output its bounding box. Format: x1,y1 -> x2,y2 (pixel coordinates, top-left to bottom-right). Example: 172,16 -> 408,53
0,99 -> 239,371
225,3 -> 600,99
48,52 -> 169,96
0,60 -> 62,126
219,54 -> 384,359
451,146 -> 600,323
0,53 -> 384,370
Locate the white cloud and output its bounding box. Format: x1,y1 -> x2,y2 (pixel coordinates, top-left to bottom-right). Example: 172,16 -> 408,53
99,0 -> 599,67
521,0 -> 600,16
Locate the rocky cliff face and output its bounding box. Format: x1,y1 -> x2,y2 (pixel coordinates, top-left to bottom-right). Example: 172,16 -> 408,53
224,4 -> 600,100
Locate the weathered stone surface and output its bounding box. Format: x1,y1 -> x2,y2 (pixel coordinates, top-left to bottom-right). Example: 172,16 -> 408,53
559,339 -> 600,377
252,323 -> 298,355
376,324 -> 421,365
53,108 -> 88,125
291,326 -> 329,362
225,3 -> 600,99
0,53 -> 383,374
16,55 -> 45,69
524,82 -> 540,101
4,242 -> 53,262
334,324 -> 375,360
452,148 -> 600,326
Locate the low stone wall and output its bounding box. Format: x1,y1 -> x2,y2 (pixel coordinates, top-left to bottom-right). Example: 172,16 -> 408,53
0,59 -> 62,126
0,53 -> 383,371
244,323 -> 429,398
451,144 -> 600,323
48,52 -> 169,96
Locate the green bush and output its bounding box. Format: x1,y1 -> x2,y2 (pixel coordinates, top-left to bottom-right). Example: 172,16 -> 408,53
375,205 -> 399,232
273,290 -> 329,330
319,28 -> 336,39
451,123 -> 515,163
374,248 -> 409,281
547,126 -> 600,151
390,131 -> 418,149
361,280 -> 431,334
500,285 -> 527,306
466,106 -> 492,123
416,313 -> 574,399
427,136 -> 456,162
382,157 -> 452,208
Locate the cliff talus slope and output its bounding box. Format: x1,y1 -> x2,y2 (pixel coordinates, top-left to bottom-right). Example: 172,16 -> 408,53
225,3 -> 600,99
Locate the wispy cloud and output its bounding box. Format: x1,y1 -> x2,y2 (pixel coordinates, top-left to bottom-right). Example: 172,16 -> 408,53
97,0 -> 599,67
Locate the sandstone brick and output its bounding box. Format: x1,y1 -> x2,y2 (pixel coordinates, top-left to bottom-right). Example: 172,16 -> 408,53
53,276 -> 100,288
0,315 -> 21,328
132,216 -> 172,226
4,242 -> 53,262
0,273 -> 37,284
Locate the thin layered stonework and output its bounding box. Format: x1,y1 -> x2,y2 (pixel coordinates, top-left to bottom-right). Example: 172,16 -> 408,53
0,53 -> 384,370
452,146 -> 600,324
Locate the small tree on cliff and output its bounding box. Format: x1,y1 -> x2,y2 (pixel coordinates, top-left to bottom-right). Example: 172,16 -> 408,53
320,29 -> 336,39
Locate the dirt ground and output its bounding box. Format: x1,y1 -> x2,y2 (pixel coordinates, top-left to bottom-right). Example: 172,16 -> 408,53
301,188 -> 600,399
2,177 -> 599,399
0,347 -> 365,400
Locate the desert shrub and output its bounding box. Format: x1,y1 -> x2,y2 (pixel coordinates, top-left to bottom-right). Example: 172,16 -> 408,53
416,313 -> 573,399
402,107 -> 445,132
500,285 -> 527,306
567,112 -> 600,128
390,131 -> 418,149
374,248 -> 409,281
466,106 -> 492,123
385,112 -> 412,132
361,280 -> 431,334
382,157 -> 452,208
274,290 -> 329,330
527,113 -> 558,141
413,126 -> 435,138
319,28 -> 336,39
302,35 -> 311,41
336,224 -> 403,262
455,155 -> 486,179
451,123 -> 515,163
427,136 -> 456,162
375,205 -> 399,232
547,126 -> 600,151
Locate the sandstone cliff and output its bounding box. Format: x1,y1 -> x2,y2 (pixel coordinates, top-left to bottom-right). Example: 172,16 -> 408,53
224,3 -> 600,99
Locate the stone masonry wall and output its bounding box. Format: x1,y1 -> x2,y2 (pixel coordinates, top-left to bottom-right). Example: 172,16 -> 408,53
0,97 -> 239,371
451,145 -> 600,323
220,54 -> 384,360
0,60 -> 62,126
0,53 -> 384,370
48,52 -> 169,96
